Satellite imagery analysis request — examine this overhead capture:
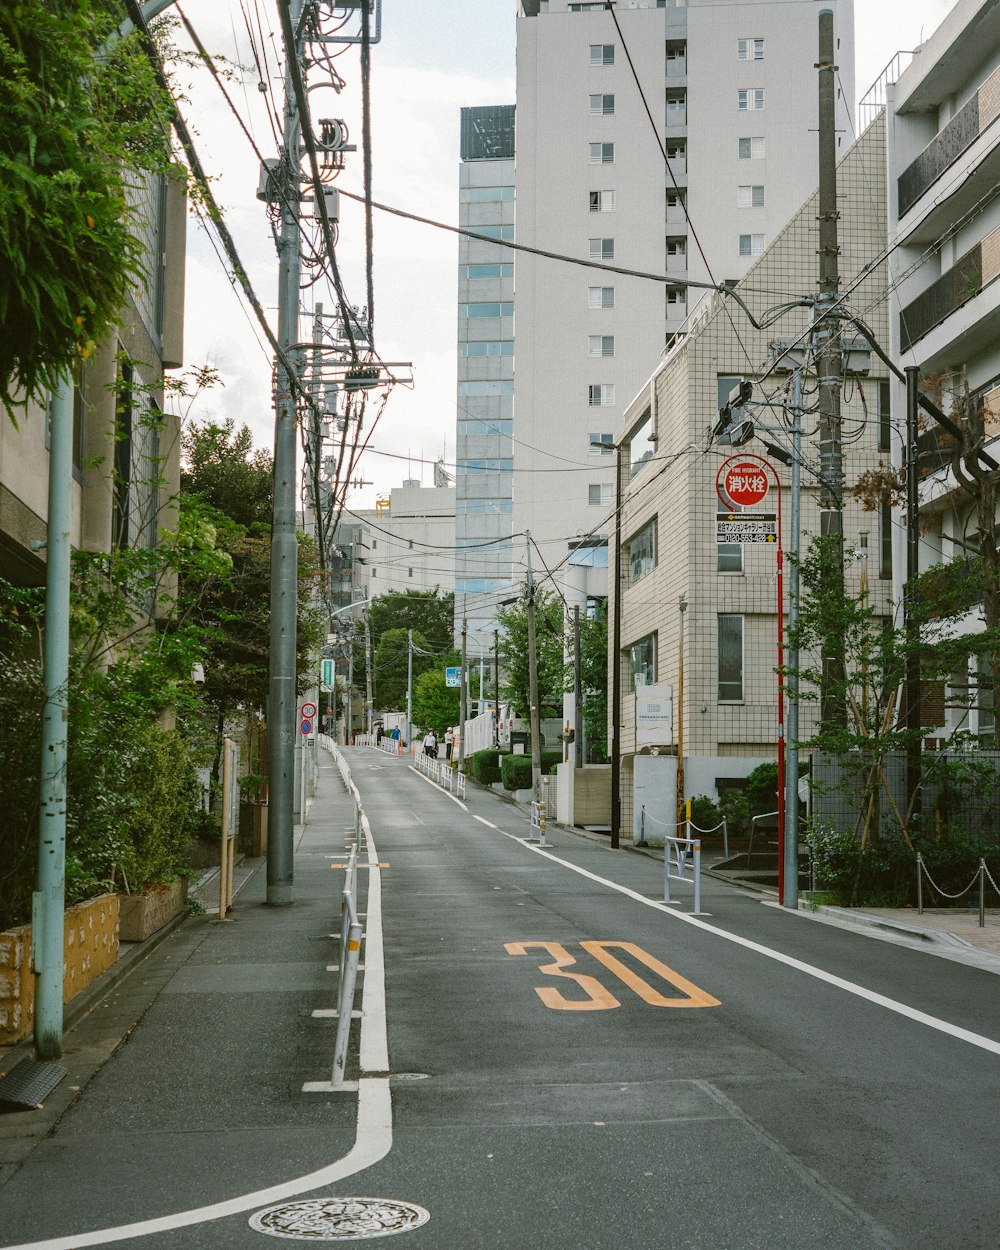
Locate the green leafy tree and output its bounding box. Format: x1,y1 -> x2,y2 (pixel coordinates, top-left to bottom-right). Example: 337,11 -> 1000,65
373,627 -> 433,711
0,1 -> 177,417
497,588 -> 565,719
412,668 -> 460,736
578,606 -> 608,761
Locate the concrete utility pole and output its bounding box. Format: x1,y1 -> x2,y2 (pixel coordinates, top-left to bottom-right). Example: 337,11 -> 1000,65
364,612 -> 374,734
525,534 -> 543,801
676,595 -> 686,830
904,366 -> 923,826
609,443 -> 624,850
406,627 -> 413,749
573,605 -> 583,769
494,628 -> 501,748
783,369 -> 805,909
458,605 -> 468,773
815,7 -> 846,732
266,0 -> 306,907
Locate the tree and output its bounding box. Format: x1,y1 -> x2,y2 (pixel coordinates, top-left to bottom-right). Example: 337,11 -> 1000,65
496,588 -> 565,719
0,1 -> 176,417
578,606 -> 608,761
412,669 -> 460,736
373,627 -> 431,711
353,589 -> 454,709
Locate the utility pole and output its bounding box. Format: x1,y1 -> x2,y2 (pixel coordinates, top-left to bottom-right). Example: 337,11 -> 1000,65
525,534 -> 543,801
266,0 -> 306,907
676,595 -> 686,830
783,369 -> 804,909
610,443 -> 623,850
573,605 -> 584,769
364,612 -> 374,735
904,366 -> 923,828
815,6 -> 846,733
493,628 -> 501,748
406,627 -> 413,749
459,604 -> 468,773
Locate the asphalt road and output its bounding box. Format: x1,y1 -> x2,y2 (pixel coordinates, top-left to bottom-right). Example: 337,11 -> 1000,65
2,745 -> 998,1250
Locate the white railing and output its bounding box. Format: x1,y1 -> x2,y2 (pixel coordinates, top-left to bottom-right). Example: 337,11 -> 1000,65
459,709 -> 494,757
413,748 -> 467,799
638,806 -> 728,859
638,806 -> 705,914
529,799 -> 549,847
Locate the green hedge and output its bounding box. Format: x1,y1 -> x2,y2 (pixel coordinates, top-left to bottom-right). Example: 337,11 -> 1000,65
471,749 -> 503,785
501,753 -> 532,792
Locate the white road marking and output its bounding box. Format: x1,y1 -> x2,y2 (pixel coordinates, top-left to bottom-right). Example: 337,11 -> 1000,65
406,764 -> 468,810
473,815 -> 498,829
492,830 -> 1000,1059
0,746 -> 394,1250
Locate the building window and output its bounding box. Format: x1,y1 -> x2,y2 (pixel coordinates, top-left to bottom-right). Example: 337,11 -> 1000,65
457,498 -> 514,515
626,518 -> 656,586
588,384 -> 615,406
458,341 -> 514,357
718,615 -> 744,701
975,653 -> 996,747
666,92 -> 686,125
737,185 -> 765,208
457,417 -> 513,437
588,335 -> 615,357
738,136 -> 765,159
665,287 -> 685,306
457,380 -> 515,397
458,301 -> 514,317
407,568 -> 413,578
628,633 -> 656,690
589,142 -> 615,164
737,37 -> 764,60
475,224 -> 515,242
589,190 -> 615,212
460,263 -> 514,280
456,458 -> 514,474
666,139 -> 686,163
627,409 -> 655,479
718,544 -> 743,573
590,44 -> 614,65
666,190 -> 685,210
589,93 -> 615,115
589,432 -> 614,455
738,89 -> 765,111
739,233 -> 765,256
589,237 -> 615,260
459,186 -> 515,203
879,380 -> 891,453
588,483 -> 613,506
588,285 -> 615,308
880,503 -> 892,580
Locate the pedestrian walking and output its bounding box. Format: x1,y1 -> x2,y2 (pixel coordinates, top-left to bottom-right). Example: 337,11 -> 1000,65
444,726 -> 453,761
423,729 -> 438,759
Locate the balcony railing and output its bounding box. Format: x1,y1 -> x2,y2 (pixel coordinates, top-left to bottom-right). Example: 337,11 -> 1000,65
899,221 -> 1000,351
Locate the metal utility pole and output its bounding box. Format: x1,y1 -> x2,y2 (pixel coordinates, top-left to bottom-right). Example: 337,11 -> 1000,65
610,444 -> 624,850
494,628 -> 501,747
364,612 -> 374,734
525,534 -> 543,801
815,7 -> 846,732
34,375 -> 74,1058
783,370 -> 804,909
904,366 -> 923,827
406,627 -> 413,749
573,605 -> 584,769
459,605 -> 468,773
266,0 -> 306,907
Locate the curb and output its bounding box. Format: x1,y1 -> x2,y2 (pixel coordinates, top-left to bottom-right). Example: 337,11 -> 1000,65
793,900 -> 974,949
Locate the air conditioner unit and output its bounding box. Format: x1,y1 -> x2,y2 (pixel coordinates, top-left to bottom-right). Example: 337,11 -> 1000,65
256,158 -> 280,202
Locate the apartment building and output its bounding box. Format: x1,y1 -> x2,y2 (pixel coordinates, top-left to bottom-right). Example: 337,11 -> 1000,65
0,168 -> 186,605
610,115 -> 889,835
359,473 -> 456,597
511,0 -> 855,621
454,104 -> 517,655
885,0 -> 1000,749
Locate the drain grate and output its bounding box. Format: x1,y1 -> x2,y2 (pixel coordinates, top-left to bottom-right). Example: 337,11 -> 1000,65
249,1198 -> 430,1241
0,1059 -> 68,1111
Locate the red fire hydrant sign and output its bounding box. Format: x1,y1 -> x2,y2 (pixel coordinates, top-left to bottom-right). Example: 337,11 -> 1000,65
716,457 -> 769,509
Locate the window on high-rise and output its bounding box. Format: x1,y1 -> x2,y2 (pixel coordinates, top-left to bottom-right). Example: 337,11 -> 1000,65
589,190 -> 615,212
738,89 -> 765,111
588,384 -> 616,407
589,433 -> 614,456
459,186 -> 515,203
738,136 -> 765,159
588,285 -> 615,308
737,37 -> 764,60
738,234 -> 765,256
590,44 -> 614,66
589,237 -> 615,260
628,634 -> 656,689
589,93 -> 615,115
589,142 -> 615,164
718,615 -> 744,701
588,335 -> 615,357
626,519 -> 657,586
737,185 -> 765,208
458,301 -> 514,318
588,483 -> 613,506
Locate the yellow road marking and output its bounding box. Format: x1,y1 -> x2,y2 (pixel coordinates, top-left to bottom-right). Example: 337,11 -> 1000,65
581,941 -> 720,1008
504,940 -> 620,1011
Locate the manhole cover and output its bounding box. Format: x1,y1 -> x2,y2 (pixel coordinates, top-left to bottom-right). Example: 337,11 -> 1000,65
249,1198 -> 430,1241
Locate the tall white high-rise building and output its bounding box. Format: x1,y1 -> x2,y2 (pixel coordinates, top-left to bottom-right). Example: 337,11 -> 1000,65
512,0 -> 855,608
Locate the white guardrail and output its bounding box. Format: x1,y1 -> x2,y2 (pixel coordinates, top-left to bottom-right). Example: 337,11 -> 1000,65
318,734 -> 368,1087
530,799 -> 549,847
638,807 -> 707,914
413,748 -> 466,799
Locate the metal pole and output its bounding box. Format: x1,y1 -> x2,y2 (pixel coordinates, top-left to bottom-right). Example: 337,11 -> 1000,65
494,627 -> 500,747
815,7 -> 846,734
917,852 -> 924,914
979,859 -> 986,928
363,612 -> 373,735
459,603 -> 468,773
610,444 -> 623,850
784,370 -> 803,908
676,595 -> 686,829
266,0 -> 305,907
904,365 -> 922,831
406,627 -> 413,749
34,374 -> 74,1058
525,534 -> 543,802
573,604 -> 584,769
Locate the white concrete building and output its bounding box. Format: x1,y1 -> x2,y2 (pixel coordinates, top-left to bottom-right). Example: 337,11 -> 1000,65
511,0 -> 855,614
454,104 -> 517,655
885,0 -> 1000,749
359,476 -> 456,597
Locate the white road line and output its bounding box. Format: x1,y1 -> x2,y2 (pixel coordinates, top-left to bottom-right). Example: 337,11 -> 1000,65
473,815 -> 498,829
492,829 -> 1000,1059
407,764 -> 468,810
0,747 -> 394,1250
0,1080 -> 392,1250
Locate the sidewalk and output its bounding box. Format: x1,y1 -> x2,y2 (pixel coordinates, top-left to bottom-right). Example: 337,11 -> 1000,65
0,750 -> 365,1240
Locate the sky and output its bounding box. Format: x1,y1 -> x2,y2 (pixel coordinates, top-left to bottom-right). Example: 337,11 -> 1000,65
173,0 -> 958,508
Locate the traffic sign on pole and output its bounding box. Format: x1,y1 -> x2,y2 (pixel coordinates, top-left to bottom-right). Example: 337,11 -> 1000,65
445,666 -> 462,688
300,718 -> 313,736
716,457 -> 769,509
301,701 -> 317,719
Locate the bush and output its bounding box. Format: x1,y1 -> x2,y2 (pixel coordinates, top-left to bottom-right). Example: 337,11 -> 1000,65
501,753 -> 533,792
541,749 -> 562,776
471,749 -> 503,785
689,795 -> 722,831
719,790 -> 752,838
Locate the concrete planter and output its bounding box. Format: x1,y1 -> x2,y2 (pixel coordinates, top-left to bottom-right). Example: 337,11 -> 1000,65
118,878 -> 188,943
0,893 -> 119,1046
